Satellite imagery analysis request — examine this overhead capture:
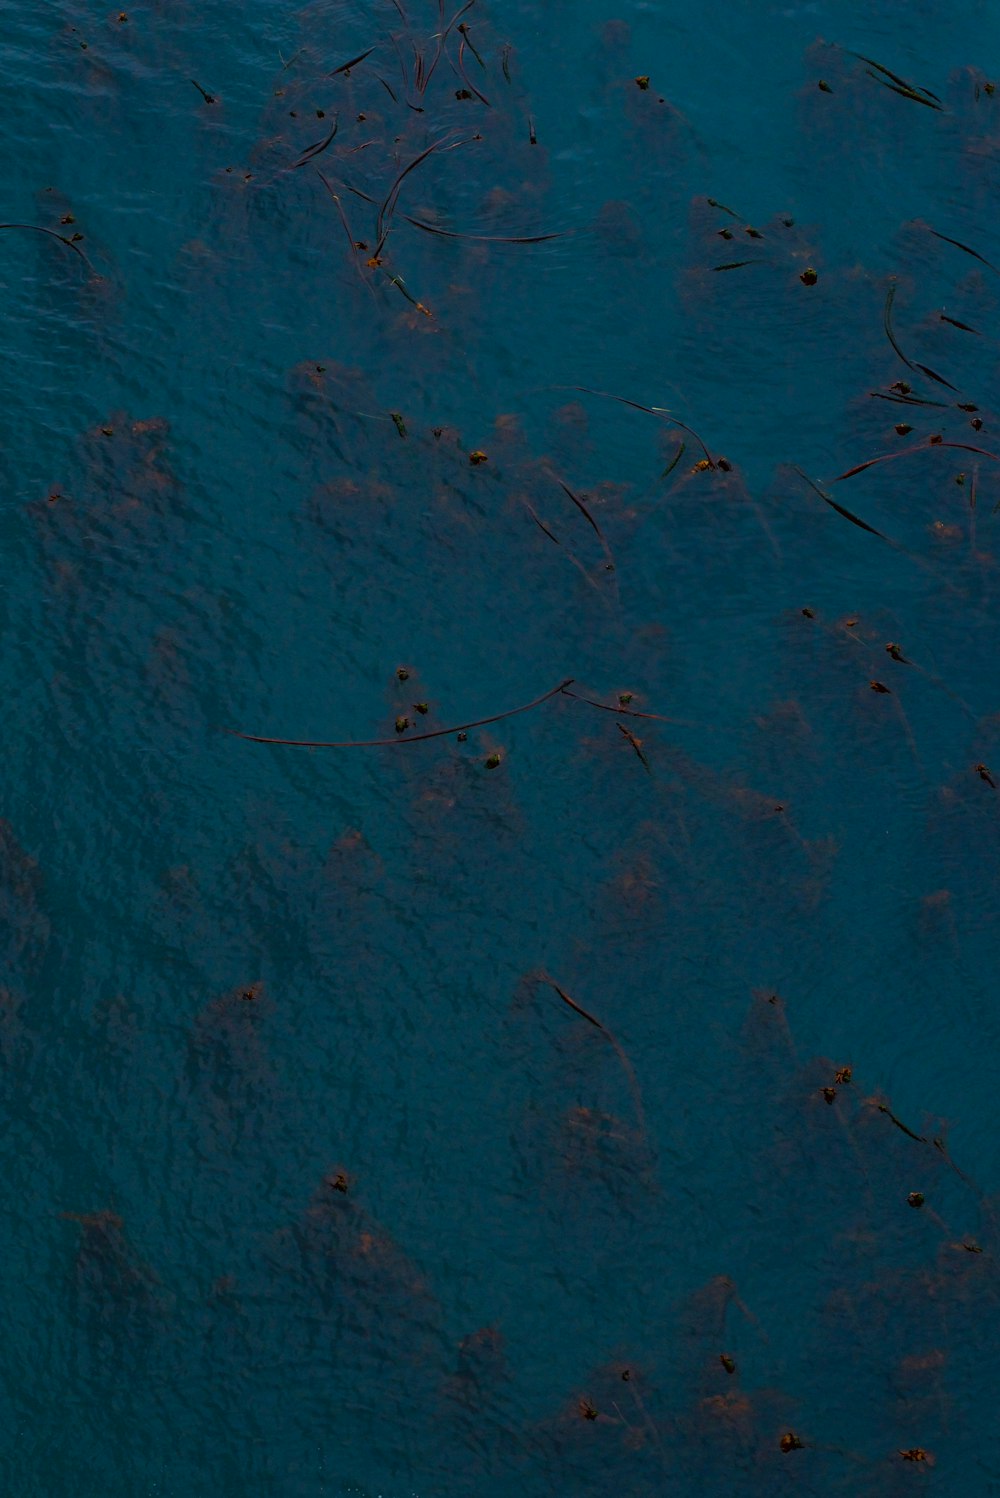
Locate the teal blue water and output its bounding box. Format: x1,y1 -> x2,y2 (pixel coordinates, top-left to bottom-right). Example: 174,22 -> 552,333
3,1 -> 1000,1493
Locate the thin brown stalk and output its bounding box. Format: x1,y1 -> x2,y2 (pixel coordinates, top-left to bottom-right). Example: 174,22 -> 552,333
519,507 -> 608,597
541,976 -> 647,1138
883,284 -> 957,390
292,115 -> 339,169
374,134 -> 472,257
0,222 -> 88,261
560,686 -> 703,727
792,465 -> 888,538
928,226 -> 1000,275
546,472 -> 616,576
315,172 -> 377,301
419,0 -> 476,95
524,502 -> 560,545
833,438 -> 1000,483
565,385 -> 714,463
617,722 -> 651,773
403,214 -> 564,243
455,38 -> 491,105
228,677 -> 573,747
389,32 -> 410,91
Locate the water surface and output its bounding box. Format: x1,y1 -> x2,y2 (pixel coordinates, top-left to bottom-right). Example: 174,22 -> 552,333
3,1 -> 1000,1493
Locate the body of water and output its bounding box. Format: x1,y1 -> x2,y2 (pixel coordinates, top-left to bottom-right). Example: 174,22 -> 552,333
3,1 -> 1000,1493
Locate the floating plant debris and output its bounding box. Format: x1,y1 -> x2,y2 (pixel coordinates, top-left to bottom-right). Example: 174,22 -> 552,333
291,115 -> 339,169
228,678 -> 574,747
791,466 -> 889,540
0,222 -> 89,261
883,284 -> 957,390
927,225 -> 1000,274
617,721 -> 651,772
327,46 -> 376,78
10,3 -> 1000,1490
852,50 -> 943,108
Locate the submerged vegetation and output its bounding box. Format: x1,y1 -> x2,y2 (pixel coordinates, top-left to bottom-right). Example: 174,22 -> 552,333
5,0 -> 1000,1492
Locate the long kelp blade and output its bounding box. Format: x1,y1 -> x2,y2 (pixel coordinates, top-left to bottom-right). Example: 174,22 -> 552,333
928,227 -> 1000,275
939,314 -> 979,334
554,477 -> 605,543
866,72 -> 942,109
544,977 -> 606,1030
884,285 -> 957,390
229,678 -> 573,747
419,0 -> 476,94
0,222 -> 87,260
883,284 -> 914,372
403,214 -> 565,243
375,139 -> 448,250
832,439 -> 1000,483
328,46 -> 375,77
792,465 -> 888,538
375,134 -> 475,255
455,39 -> 490,105
855,52 -> 942,106
560,685 -> 705,728
292,115 -> 339,169
913,360 -> 958,390
567,386 -> 714,462
869,390 -> 949,408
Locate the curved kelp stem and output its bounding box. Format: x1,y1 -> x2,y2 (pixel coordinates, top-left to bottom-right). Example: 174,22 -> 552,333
227,678 -> 574,747
227,677 -> 713,748
560,685 -> 707,728
832,437 -> 1000,483
0,222 -> 91,266
883,284 -> 957,391
561,385 -> 715,464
